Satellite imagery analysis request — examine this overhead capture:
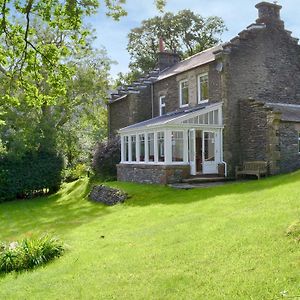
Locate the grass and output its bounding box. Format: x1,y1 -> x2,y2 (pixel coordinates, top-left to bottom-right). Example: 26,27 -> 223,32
0,172 -> 300,299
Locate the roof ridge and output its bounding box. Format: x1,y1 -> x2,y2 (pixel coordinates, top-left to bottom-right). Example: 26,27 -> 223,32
179,44 -> 223,63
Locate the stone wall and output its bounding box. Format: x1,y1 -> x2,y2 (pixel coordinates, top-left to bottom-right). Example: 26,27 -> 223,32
153,62 -> 222,117
220,20 -> 300,176
279,122 -> 300,173
117,164 -> 190,184
239,99 -> 281,175
239,100 -> 268,162
108,86 -> 152,137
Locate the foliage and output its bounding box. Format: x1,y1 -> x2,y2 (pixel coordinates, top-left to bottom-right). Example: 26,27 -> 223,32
0,150 -> 63,202
0,235 -> 64,273
92,137 -> 120,179
63,163 -> 88,183
127,9 -> 227,74
113,69 -> 142,88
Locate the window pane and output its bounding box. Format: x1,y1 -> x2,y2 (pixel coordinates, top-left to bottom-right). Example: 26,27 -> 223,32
204,132 -> 215,161
148,133 -> 154,162
214,110 -> 219,124
131,136 -> 136,162
204,113 -> 209,124
124,136 -> 129,161
172,131 -> 184,162
199,115 -> 204,124
160,96 -> 166,116
157,132 -> 165,162
209,111 -> 214,124
180,81 -> 189,106
199,74 -> 208,102
139,134 -> 145,162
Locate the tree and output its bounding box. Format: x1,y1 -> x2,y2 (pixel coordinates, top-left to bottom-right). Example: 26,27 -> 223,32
127,9 -> 226,75
0,0 -> 166,199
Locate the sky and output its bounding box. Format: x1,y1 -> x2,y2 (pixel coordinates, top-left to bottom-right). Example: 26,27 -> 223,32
86,0 -> 300,78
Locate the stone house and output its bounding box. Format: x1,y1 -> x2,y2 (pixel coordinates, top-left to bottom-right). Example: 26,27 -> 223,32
108,2 -> 300,184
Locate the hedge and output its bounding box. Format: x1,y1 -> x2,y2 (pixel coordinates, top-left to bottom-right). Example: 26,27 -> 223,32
0,150 -> 63,202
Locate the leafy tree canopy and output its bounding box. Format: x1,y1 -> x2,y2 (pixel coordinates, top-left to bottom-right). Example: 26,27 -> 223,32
126,9 -> 227,76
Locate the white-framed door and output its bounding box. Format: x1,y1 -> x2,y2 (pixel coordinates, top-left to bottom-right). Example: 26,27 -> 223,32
189,129 -> 221,175
202,130 -> 218,174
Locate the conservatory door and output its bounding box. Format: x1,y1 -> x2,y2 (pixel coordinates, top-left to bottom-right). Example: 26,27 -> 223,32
189,129 -> 196,175
202,131 -> 218,174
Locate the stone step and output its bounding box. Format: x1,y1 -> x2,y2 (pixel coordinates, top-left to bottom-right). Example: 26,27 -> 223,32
182,175 -> 228,184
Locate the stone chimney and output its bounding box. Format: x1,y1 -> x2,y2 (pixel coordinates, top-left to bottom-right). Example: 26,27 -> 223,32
255,1 -> 284,28
157,38 -> 180,71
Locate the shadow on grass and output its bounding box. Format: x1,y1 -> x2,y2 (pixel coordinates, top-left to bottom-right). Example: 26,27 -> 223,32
106,170 -> 300,207
0,178 -> 112,241
2,171 -> 300,240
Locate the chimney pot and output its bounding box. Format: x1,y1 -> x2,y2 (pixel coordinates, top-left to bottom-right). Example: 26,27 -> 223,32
159,37 -> 165,53
255,1 -> 283,27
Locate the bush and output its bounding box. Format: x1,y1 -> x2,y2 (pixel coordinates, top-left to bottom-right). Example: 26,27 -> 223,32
92,137 -> 120,180
63,163 -> 88,183
0,150 -> 64,202
0,235 -> 64,273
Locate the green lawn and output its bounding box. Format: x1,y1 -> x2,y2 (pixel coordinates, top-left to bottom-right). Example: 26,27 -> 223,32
1,173 -> 300,299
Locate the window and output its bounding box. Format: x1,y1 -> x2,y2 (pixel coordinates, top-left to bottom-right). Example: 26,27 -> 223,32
139,134 -> 145,162
159,96 -> 166,116
124,136 -> 129,162
172,131 -> 184,162
157,132 -> 165,162
131,135 -> 136,162
148,133 -> 155,162
204,132 -> 215,161
198,74 -> 209,103
179,80 -> 189,107
298,132 -> 300,153
182,109 -> 220,125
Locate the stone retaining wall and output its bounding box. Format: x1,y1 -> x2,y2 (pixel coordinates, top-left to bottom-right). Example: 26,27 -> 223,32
117,164 -> 190,184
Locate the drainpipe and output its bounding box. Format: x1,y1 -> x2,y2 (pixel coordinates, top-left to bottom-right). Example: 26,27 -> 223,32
151,83 -> 154,118
220,128 -> 227,177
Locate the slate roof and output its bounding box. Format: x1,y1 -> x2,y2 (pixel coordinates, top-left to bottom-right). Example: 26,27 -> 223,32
157,44 -> 223,81
119,103 -> 216,132
266,103 -> 300,122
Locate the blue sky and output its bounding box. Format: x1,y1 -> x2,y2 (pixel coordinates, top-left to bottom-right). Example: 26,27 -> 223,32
87,0 -> 300,77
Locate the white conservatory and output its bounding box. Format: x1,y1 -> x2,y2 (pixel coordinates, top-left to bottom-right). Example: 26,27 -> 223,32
118,102 -> 226,182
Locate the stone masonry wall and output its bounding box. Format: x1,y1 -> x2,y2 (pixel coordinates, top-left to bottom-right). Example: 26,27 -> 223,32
279,122 -> 300,173
221,24 -> 300,176
109,86 -> 152,136
117,164 -> 190,184
239,99 -> 281,175
153,62 -> 222,117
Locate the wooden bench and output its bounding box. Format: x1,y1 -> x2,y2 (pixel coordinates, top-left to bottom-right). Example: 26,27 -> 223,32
235,161 -> 268,179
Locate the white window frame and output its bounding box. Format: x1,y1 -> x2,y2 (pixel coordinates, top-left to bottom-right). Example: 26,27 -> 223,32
298,132 -> 300,153
179,79 -> 189,108
197,73 -> 209,104
171,130 -> 185,163
159,96 -> 166,116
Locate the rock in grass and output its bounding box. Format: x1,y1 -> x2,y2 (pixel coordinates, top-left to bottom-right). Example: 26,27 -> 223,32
89,185 -> 127,206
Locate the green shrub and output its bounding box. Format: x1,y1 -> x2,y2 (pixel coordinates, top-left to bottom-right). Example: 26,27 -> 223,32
92,137 -> 120,180
0,235 -> 64,273
0,150 -> 64,202
64,163 -> 87,182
